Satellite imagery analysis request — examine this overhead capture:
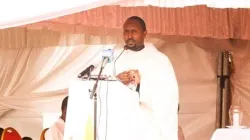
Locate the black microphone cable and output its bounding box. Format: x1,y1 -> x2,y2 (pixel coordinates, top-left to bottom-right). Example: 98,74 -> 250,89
113,45 -> 127,77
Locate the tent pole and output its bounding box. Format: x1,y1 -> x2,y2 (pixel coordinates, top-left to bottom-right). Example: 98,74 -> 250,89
221,51 -> 231,127
216,52 -> 223,128
222,52 -> 230,128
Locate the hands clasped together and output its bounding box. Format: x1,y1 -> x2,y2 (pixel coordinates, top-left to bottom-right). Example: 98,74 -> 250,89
116,70 -> 140,85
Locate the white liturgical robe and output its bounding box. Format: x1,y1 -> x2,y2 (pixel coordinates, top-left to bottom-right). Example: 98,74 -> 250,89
45,118 -> 65,140
106,43 -> 179,140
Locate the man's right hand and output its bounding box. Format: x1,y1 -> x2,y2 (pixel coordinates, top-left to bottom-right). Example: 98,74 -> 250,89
116,71 -> 131,85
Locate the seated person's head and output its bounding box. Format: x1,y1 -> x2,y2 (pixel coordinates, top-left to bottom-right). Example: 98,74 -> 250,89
61,96 -> 68,122
22,137 -> 33,140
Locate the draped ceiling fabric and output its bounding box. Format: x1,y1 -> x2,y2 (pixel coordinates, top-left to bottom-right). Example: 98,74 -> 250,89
1,0 -> 250,29
23,5 -> 250,40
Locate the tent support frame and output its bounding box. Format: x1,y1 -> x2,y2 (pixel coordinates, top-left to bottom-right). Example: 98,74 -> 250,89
216,51 -> 232,128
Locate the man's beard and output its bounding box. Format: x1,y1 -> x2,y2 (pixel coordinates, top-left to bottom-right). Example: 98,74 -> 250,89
125,39 -> 144,51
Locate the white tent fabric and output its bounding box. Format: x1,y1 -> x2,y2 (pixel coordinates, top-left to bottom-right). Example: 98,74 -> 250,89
0,0 -> 125,29
0,0 -> 249,140
0,28 -> 217,140
1,0 -> 250,29
2,28 -> 250,140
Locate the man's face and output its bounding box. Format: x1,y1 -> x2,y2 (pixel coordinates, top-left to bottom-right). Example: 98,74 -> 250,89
123,20 -> 147,50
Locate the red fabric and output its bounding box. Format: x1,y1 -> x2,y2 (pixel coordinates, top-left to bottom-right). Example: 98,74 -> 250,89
1,127 -> 21,140
24,5 -> 250,39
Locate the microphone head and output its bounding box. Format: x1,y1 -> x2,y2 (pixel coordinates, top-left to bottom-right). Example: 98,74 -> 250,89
124,45 -> 128,50
101,49 -> 113,63
89,65 -> 95,70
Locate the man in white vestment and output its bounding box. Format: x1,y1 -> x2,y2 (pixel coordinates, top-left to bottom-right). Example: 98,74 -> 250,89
45,96 -> 68,140
114,16 -> 179,140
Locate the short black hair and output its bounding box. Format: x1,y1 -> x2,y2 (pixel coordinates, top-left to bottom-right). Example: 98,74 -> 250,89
126,16 -> 146,31
22,137 -> 33,140
61,96 -> 68,111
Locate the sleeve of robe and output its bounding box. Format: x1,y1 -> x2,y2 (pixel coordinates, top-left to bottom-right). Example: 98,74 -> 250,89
142,54 -> 179,140
45,125 -> 64,140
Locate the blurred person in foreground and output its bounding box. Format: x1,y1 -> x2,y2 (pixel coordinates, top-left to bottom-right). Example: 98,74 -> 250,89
45,96 -> 68,140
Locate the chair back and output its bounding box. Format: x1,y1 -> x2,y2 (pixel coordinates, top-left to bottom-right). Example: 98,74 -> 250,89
1,127 -> 21,140
40,128 -> 49,140
0,128 -> 4,139
178,126 -> 185,140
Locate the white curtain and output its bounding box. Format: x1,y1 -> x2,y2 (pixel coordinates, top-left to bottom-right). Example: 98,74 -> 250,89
0,43 -> 113,139
0,30 -> 218,140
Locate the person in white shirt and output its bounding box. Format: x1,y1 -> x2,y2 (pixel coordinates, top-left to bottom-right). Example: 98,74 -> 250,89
45,96 -> 68,140
115,16 -> 179,140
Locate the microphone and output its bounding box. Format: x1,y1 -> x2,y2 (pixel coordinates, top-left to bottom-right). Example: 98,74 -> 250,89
101,49 -> 113,68
78,65 -> 95,78
124,45 -> 128,50
78,49 -> 113,79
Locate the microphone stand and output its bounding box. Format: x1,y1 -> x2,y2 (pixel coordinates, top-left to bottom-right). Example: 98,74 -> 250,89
89,58 -> 108,140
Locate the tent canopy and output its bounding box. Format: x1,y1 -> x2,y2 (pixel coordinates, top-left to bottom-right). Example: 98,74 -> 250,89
1,1 -> 250,140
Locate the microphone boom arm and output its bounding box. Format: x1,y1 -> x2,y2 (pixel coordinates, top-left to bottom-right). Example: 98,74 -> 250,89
90,57 -> 108,99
